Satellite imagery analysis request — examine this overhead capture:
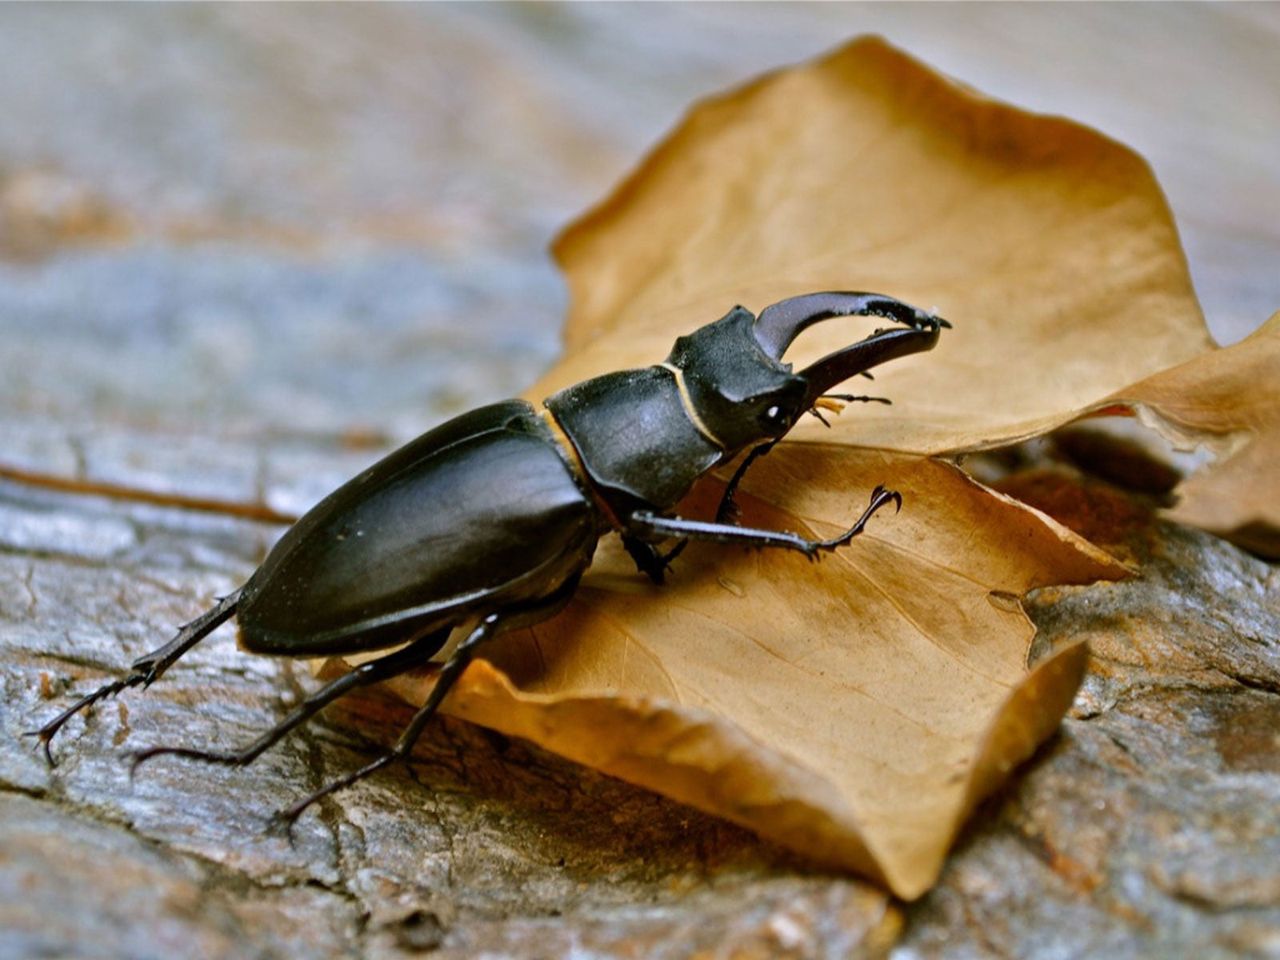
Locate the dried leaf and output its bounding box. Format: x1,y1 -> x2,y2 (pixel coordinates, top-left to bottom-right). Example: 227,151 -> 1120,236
536,37 -> 1210,455
378,452 -> 1124,897
337,36 -> 1206,896
1100,311 -> 1280,556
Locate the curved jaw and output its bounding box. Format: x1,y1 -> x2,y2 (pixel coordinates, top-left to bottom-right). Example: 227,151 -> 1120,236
753,291 -> 949,407
798,321 -> 944,407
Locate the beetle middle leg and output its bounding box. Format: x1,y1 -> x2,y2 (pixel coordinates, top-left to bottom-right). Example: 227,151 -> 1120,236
628,484 -> 901,561
621,534 -> 687,585
129,625 -> 452,773
275,573 -> 583,826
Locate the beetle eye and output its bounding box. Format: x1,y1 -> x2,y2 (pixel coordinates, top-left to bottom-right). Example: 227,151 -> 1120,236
759,403 -> 791,431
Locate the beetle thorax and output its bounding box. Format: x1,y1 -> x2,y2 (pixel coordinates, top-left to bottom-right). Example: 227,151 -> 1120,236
543,367 -> 725,518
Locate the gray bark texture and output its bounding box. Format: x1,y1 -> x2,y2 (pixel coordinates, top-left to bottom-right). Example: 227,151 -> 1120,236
1,7 -> 1277,959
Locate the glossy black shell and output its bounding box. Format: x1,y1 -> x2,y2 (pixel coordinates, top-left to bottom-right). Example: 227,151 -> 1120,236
236,400 -> 599,656
544,367 -> 722,516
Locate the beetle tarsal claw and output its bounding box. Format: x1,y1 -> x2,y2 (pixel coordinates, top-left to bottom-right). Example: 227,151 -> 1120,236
21,726 -> 60,767
875,485 -> 904,514
265,809 -> 301,845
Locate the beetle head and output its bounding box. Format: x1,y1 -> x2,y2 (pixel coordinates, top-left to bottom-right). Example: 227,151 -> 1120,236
666,306 -> 808,449
665,292 -> 948,451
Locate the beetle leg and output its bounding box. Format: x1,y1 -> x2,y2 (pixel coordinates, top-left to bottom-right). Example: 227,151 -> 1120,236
629,485 -> 901,560
622,534 -> 687,585
274,574 -> 583,827
128,626 -> 452,774
26,588 -> 243,764
803,485 -> 903,555
658,539 -> 689,570
714,441 -> 777,525
623,437 -> 782,582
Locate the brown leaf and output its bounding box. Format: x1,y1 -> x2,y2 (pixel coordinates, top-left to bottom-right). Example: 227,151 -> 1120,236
382,452 -> 1124,898
1100,311 -> 1280,557
340,36 -> 1204,896
536,37 -> 1211,456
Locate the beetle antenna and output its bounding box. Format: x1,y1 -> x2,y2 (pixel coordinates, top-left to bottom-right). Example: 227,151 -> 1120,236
823,393 -> 892,405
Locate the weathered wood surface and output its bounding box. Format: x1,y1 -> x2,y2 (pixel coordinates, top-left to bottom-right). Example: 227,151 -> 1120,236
1,7 -> 1277,958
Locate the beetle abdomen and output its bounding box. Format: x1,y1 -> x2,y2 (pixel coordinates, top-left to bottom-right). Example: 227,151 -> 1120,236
237,401 -> 598,656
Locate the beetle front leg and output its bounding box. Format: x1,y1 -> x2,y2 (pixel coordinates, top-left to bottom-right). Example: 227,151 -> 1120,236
628,439 -> 779,581
629,485 -> 901,561
715,441 -> 777,525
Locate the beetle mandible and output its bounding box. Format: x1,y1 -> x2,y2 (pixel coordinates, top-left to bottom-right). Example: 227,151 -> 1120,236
32,290 -> 948,822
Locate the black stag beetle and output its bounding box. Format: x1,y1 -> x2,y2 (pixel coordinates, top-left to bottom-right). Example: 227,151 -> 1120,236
32,291 -> 948,822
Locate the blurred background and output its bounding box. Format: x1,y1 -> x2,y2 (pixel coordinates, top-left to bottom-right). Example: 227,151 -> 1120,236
0,3 -> 1276,454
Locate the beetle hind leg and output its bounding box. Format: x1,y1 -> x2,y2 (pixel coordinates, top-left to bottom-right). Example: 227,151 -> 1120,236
275,574 -> 582,828
26,588 -> 243,765
129,625 -> 452,774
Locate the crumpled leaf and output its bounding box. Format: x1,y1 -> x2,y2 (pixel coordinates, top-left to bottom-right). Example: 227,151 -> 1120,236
335,36 -> 1209,897
1098,311 -> 1280,557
